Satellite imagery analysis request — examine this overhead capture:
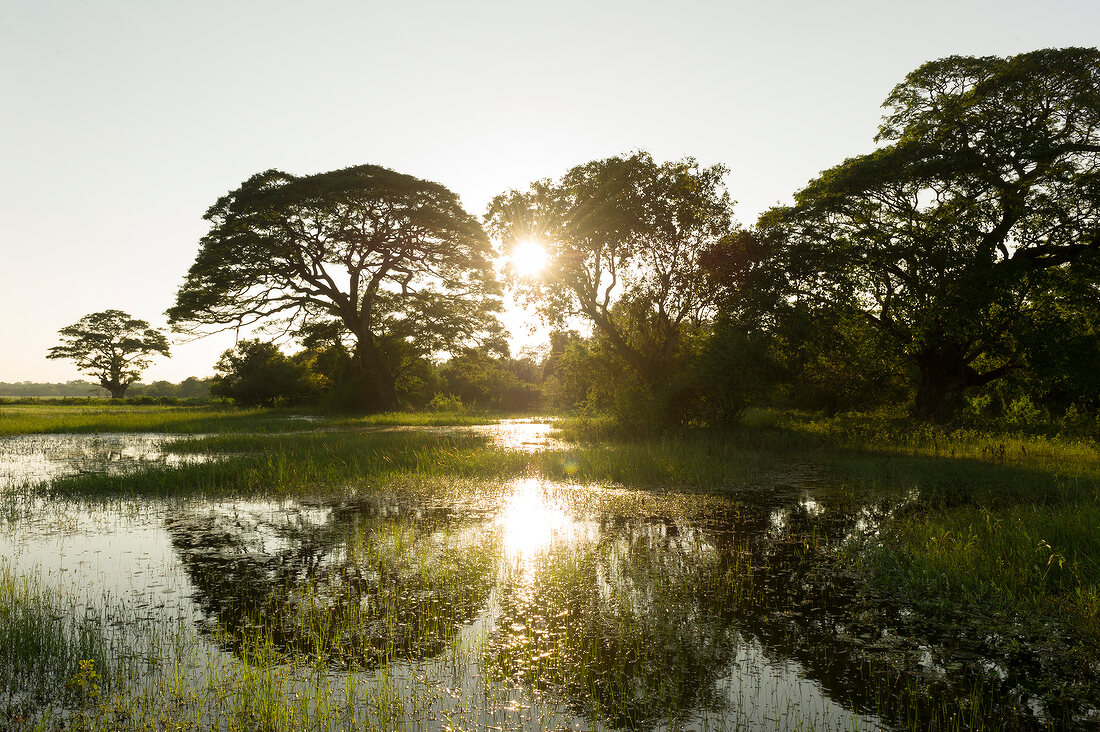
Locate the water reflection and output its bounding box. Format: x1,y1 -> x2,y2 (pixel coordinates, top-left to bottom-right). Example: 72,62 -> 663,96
160,478 -> 904,730
479,482 -> 891,731
4,423 -> 1078,729
498,477 -> 580,560
167,496 -> 498,669
472,419 -> 566,453
0,432 -> 207,489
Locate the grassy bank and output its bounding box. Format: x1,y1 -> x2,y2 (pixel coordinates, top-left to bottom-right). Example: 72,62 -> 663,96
0,403 -> 496,436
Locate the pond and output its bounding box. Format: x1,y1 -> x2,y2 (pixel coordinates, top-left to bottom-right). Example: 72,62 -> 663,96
0,422 -> 1081,730
0,432 -> 209,489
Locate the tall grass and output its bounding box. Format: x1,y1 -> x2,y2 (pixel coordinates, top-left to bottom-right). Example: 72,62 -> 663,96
858,497 -> 1100,638
0,564 -> 132,723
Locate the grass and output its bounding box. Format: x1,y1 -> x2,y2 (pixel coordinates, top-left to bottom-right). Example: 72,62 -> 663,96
0,403 -> 496,436
0,404 -> 326,436
5,405 -> 1100,729
0,564 -> 134,724
39,431 -> 532,499
346,411 -> 502,427
764,408 -> 1100,467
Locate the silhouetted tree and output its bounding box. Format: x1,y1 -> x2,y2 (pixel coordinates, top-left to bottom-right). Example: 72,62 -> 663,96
754,48 -> 1100,420
486,152 -> 737,397
46,310 -> 170,398
168,164 -> 503,411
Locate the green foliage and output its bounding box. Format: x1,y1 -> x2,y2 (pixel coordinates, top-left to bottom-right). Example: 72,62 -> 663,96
767,305 -> 911,414
210,340 -> 328,407
487,151 -> 737,395
439,347 -> 542,412
168,164 -> 503,411
690,319 -> 778,424
1001,257 -> 1100,413
46,310 -> 170,399
752,48 -> 1100,421
428,392 -> 464,413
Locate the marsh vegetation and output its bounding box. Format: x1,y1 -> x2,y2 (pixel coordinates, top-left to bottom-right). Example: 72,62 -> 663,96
6,46 -> 1099,731
2,404 -> 1098,730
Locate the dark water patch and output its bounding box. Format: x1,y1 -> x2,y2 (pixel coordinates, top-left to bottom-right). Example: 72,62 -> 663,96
167,495 -> 498,670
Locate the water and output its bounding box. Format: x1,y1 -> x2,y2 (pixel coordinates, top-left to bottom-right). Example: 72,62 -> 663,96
0,432 -> 208,489
0,422 -> 1079,729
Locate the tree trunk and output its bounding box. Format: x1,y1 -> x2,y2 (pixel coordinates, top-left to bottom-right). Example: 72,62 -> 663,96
102,379 -> 128,399
911,347 -> 1015,422
353,337 -> 398,412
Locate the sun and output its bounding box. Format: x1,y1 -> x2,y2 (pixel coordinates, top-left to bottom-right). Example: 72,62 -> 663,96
510,238 -> 549,278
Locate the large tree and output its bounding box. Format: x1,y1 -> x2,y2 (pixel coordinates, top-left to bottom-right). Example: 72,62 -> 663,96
485,152 -> 736,391
47,310 -> 170,398
167,165 -> 502,410
753,48 -> 1100,420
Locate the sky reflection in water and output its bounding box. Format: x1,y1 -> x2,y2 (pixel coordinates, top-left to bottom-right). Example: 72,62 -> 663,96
0,423 -> 912,730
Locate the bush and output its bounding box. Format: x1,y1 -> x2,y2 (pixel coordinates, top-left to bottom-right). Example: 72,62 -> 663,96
210,340 -> 328,407
428,393 -> 465,412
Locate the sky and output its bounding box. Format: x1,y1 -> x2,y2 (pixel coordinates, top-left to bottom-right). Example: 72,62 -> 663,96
2,0 -> 1098,384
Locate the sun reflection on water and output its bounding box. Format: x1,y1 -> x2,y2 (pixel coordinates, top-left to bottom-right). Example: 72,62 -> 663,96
497,478 -> 577,561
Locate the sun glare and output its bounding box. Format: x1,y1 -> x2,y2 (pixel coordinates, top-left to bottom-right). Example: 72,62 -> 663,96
510,239 -> 549,278
499,477 -> 574,561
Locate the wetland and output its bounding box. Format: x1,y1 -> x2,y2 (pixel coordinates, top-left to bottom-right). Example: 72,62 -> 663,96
1,405 -> 1098,731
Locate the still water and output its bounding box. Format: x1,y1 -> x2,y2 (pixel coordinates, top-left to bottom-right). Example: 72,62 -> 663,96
0,424 -> 1058,730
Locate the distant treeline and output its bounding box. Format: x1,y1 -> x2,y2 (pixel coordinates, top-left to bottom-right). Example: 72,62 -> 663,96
0,377 -> 213,399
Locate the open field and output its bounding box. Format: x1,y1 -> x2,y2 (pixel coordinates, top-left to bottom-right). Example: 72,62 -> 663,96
0,403 -> 497,436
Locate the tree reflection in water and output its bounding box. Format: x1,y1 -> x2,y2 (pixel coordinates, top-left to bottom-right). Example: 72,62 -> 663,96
167,496 -> 498,669
167,473 -> 1023,730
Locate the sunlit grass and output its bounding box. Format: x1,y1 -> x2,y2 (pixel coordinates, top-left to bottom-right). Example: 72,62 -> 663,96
0,404 -> 329,436
5,411 -> 1100,729
346,411 -> 498,427
0,404 -> 502,437
768,408 -> 1100,468
858,497 -> 1100,637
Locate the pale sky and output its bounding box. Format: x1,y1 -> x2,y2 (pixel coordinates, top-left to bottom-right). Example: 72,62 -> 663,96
2,0 -> 1098,383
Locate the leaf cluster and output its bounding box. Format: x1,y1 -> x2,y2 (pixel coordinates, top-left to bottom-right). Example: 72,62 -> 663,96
486,151 -> 737,384
755,47 -> 1100,370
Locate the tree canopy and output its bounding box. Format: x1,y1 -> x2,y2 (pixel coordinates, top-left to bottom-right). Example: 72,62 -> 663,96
46,310 -> 170,398
167,164 -> 503,410
486,152 -> 736,391
210,340 -> 327,407
751,47 -> 1100,420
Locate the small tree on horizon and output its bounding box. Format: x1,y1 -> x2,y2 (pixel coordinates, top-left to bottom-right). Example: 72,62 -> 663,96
46,310 -> 171,398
